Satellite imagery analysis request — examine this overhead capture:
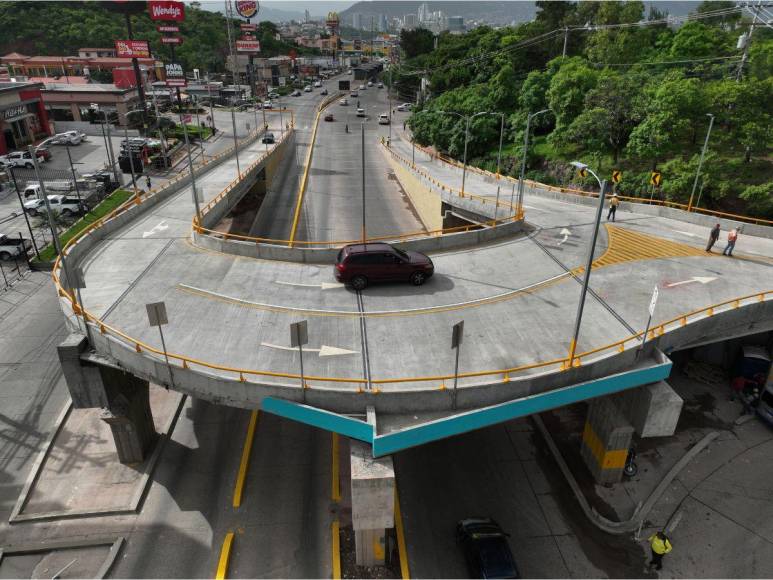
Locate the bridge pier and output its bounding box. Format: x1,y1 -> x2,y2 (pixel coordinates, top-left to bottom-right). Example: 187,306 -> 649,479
581,380 -> 683,484
350,408 -> 394,567
57,333 -> 157,464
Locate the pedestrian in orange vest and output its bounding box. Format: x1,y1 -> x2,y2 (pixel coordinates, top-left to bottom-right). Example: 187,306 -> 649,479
723,226 -> 741,256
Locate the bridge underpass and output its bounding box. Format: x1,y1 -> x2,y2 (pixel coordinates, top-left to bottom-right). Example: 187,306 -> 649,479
43,79 -> 773,575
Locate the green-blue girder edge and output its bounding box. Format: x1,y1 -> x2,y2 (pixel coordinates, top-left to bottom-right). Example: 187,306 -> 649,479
260,356 -> 673,457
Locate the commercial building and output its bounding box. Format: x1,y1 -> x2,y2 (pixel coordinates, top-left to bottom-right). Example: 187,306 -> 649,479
41,83 -> 140,127
0,52 -> 157,84
0,81 -> 51,154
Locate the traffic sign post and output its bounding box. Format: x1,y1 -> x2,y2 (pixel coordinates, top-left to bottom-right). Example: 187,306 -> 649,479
451,321 -> 464,409
638,286 -> 659,355
612,170 -> 622,184
146,301 -> 175,389
290,320 -> 309,400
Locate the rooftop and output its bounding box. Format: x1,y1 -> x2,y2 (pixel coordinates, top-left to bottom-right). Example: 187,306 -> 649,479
41,83 -> 135,93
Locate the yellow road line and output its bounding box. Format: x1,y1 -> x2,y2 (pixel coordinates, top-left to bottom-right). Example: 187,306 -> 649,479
331,433 -> 341,503
332,520 -> 342,580
394,487 -> 410,579
215,531 -> 235,579
232,409 -> 259,508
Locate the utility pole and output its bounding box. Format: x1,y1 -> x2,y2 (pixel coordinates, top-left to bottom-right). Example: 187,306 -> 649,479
687,114 -> 715,212
361,123 -> 366,242
124,12 -> 148,125
562,27 -> 569,58
736,3 -> 760,82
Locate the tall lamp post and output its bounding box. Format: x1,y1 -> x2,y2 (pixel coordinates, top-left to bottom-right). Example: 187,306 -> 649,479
437,110 -> 488,197
90,104 -> 122,187
516,109 -> 550,219
687,113 -> 715,213
565,160 -> 607,369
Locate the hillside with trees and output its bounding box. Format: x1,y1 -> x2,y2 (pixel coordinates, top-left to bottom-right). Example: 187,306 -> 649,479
397,1 -> 773,218
0,1 -> 317,75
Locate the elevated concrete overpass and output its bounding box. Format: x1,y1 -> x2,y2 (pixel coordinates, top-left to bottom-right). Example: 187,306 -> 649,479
53,84 -> 773,459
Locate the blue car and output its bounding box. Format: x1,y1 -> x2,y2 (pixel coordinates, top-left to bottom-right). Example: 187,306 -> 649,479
457,518 -> 520,579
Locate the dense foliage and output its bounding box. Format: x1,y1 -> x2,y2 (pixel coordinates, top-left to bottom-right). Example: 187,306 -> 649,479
0,1 -> 317,74
398,1 -> 773,218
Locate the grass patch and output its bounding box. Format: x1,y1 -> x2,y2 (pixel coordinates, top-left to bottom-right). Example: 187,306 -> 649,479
34,188 -> 135,263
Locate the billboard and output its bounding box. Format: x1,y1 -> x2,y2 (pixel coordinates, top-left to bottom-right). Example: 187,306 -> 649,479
148,0 -> 185,21
236,39 -> 261,52
235,0 -> 258,19
165,62 -> 186,87
161,36 -> 182,45
115,40 -> 150,58
240,23 -> 257,31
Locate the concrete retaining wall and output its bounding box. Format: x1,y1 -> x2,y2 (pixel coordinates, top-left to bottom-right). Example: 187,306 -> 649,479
383,148 -> 442,230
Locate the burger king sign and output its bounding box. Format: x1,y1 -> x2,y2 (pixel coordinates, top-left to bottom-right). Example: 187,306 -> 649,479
235,0 -> 259,19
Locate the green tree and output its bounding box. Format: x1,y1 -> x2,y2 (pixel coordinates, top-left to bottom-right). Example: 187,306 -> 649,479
400,28 -> 434,59
546,57 -> 598,136
668,21 -> 732,59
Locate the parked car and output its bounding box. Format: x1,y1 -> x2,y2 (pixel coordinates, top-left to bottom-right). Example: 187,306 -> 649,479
304,85 -> 313,92
324,113 -> 335,122
291,90 -> 302,97
0,150 -> 46,169
350,90 -> 358,98
35,145 -> 52,161
378,114 -> 390,125
262,100 -> 273,109
367,81 -> 374,87
397,103 -> 412,112
49,130 -> 87,145
359,84 -> 366,90
339,98 -> 349,106
0,233 -> 32,261
377,82 -> 384,88
334,243 -> 434,290
457,518 -> 520,579
356,108 -> 366,117
314,81 -> 322,88
262,132 -> 276,144
321,88 -> 328,95
268,92 -> 280,99
24,195 -> 85,217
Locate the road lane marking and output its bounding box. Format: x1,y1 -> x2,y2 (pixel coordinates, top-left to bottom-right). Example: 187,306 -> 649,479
215,531 -> 234,579
557,227 -> 571,246
666,276 -> 717,288
142,220 -> 169,238
332,520 -> 342,579
275,280 -> 346,290
394,487 -> 410,579
232,409 -> 259,508
260,342 -> 359,357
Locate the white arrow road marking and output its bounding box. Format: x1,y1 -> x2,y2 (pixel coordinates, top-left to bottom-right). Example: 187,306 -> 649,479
275,280 -> 346,290
142,220 -> 169,238
666,276 -> 717,288
675,230 -> 699,238
260,342 -> 359,357
557,228 -> 572,246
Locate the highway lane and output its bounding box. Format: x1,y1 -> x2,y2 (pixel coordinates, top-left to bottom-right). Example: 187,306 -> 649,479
293,82 -> 425,243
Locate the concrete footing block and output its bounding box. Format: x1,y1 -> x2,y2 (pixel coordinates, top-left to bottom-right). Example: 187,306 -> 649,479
614,380 -> 683,437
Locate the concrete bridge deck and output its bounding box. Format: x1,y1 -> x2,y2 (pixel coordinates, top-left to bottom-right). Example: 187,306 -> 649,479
54,86 -> 773,452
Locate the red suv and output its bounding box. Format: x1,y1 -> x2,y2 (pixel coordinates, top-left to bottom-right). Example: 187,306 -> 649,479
335,243 -> 434,290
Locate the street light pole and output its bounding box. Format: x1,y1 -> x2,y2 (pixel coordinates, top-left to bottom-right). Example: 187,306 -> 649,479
123,124 -> 137,191
65,146 -> 83,210
518,109 -> 550,219
8,167 -> 40,259
230,98 -> 241,177
361,122 -> 366,242
566,161 -> 607,368
179,111 -> 202,225
687,113 -> 715,213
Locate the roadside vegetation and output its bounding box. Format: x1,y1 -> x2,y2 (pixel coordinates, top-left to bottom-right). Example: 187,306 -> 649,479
396,1 -> 773,218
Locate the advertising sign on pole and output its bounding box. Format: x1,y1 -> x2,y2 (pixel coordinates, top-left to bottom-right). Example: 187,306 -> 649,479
235,0 -> 259,19
165,62 -> 187,87
157,25 -> 179,33
161,36 -> 182,45
148,0 -> 185,21
236,39 -> 261,52
115,40 -> 150,58
240,23 -> 257,31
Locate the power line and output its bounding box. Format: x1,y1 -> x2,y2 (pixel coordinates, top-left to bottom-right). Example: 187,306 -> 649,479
591,55 -> 742,68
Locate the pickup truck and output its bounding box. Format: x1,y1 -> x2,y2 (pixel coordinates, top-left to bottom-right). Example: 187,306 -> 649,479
24,195 -> 85,217
0,150 -> 46,169
0,233 -> 32,261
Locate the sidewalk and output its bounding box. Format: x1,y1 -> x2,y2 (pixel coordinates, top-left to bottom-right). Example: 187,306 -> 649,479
540,352 -> 773,577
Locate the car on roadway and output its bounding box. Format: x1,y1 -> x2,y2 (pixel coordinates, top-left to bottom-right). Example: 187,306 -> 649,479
0,150 -> 46,169
324,113 -> 334,122
350,90 -> 358,98
359,84 -> 366,90
321,88 -> 328,95
268,91 -> 280,99
367,80 -> 373,87
47,130 -> 87,145
291,90 -> 302,97
339,98 -> 349,106
314,81 -> 322,88
377,82 -> 384,88
262,100 -> 273,109
397,103 -> 412,112
261,132 -> 276,144
456,518 -> 520,579
334,243 -> 434,290
356,108 -> 366,117
378,114 -> 390,125
304,85 -> 313,92
0,233 -> 32,261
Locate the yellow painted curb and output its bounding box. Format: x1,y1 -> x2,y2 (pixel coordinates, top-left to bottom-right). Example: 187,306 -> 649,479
232,409 -> 259,508
332,520 -> 342,579
215,531 -> 234,579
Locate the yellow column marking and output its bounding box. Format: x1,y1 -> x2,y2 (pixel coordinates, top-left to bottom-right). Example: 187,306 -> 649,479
215,531 -> 235,579
331,433 -> 341,503
232,409 -> 259,508
332,520 -> 342,580
394,487 -> 411,579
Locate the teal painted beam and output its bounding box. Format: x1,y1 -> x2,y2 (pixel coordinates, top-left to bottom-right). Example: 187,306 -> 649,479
371,360 -> 672,456
261,397 -> 374,442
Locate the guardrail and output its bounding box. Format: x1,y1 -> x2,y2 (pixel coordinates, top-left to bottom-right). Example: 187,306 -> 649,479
412,141 -> 773,227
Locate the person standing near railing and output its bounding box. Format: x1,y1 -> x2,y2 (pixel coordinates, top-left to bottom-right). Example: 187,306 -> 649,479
723,226 -> 741,256
706,223 -> 721,252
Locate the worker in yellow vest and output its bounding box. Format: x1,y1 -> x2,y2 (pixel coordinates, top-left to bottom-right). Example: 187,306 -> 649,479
607,194 -> 620,222
648,531 -> 673,570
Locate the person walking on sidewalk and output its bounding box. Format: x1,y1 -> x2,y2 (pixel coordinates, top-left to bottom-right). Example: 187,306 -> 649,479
145,175 -> 151,191
648,531 -> 673,570
706,223 -> 721,252
723,227 -> 741,256
607,194 -> 620,221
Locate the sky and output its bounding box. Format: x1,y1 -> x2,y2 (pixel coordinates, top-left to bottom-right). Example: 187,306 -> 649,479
197,1 -> 356,19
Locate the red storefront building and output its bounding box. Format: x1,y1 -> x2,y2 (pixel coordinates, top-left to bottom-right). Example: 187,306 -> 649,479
0,81 -> 51,155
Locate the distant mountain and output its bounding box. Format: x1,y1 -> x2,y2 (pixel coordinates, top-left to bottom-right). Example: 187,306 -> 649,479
339,1 -> 704,27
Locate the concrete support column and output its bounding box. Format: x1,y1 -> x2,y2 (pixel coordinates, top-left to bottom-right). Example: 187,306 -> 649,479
350,440 -> 395,567
580,397 -> 633,485
58,334 -> 157,464
71,103 -> 82,122
613,381 -> 683,437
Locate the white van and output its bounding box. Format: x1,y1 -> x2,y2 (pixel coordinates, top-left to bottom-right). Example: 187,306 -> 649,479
378,114 -> 390,125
